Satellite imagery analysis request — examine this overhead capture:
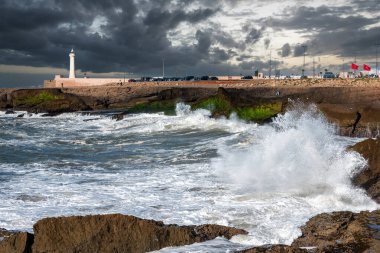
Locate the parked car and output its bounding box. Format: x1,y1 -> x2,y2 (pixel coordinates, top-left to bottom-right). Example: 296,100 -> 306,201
128,79 -> 136,82
201,76 -> 209,80
323,72 -> 335,78
140,77 -> 152,82
242,75 -> 253,79
209,76 -> 218,80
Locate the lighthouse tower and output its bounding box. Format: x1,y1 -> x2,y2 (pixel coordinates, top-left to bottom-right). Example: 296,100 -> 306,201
69,49 -> 76,79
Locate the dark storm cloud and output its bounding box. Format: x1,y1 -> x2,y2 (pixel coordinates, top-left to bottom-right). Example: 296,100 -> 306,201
268,5 -> 373,32
195,30 -> 212,54
0,0 -> 221,75
143,8 -> 217,30
210,48 -> 236,64
266,5 -> 380,58
1,0 -> 379,85
239,59 -> 281,72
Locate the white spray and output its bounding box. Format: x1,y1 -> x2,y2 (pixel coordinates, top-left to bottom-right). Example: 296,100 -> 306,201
213,103 -> 373,205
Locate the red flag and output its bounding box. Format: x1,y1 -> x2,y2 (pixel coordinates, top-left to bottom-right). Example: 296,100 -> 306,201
363,64 -> 371,71
351,63 -> 359,70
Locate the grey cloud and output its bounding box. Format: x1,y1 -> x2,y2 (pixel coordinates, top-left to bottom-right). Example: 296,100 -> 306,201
280,43 -> 291,57
245,27 -> 263,44
195,30 -> 212,54
293,45 -> 307,57
264,39 -> 271,49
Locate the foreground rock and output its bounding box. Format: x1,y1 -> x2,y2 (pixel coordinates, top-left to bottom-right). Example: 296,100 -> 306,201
292,210 -> 380,253
32,214 -> 247,253
0,229 -> 33,253
351,138 -> 380,203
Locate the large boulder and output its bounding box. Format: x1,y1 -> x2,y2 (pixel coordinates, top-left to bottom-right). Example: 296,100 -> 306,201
0,230 -> 33,253
32,214 -> 247,253
292,210 -> 380,253
351,138 -> 380,203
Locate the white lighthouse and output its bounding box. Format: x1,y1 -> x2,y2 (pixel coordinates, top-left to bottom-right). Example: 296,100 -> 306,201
69,49 -> 76,79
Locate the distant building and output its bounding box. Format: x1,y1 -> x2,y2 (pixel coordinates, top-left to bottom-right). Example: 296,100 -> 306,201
216,76 -> 243,81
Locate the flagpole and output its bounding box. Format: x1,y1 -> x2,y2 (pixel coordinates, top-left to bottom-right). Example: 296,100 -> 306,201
376,44 -> 380,77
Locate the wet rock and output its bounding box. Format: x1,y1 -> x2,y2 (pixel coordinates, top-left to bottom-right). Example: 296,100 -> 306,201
112,113 -> 124,121
0,230 -> 33,253
236,245 -> 307,253
16,114 -> 24,118
40,112 -> 62,117
32,214 -> 247,253
5,109 -> 15,114
292,210 -> 380,253
351,138 -> 380,203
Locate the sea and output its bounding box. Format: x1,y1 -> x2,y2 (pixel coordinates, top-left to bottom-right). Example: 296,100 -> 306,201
0,103 -> 378,252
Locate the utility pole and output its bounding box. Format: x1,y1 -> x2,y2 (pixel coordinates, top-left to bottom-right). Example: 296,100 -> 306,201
162,57 -> 165,79
269,50 -> 272,79
376,44 -> 380,77
313,57 -> 315,78
302,45 -> 307,77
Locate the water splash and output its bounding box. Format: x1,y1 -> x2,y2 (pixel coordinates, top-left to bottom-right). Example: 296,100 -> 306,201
214,103 -> 370,202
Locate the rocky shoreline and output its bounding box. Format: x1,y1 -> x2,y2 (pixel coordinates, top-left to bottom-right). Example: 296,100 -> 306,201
1,210 -> 379,253
2,81 -> 380,137
1,80 -> 380,252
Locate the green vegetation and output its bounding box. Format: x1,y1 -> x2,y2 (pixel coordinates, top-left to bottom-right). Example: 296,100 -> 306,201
236,103 -> 282,122
128,100 -> 176,115
193,95 -> 282,122
192,96 -> 233,116
15,91 -> 63,106
126,95 -> 282,122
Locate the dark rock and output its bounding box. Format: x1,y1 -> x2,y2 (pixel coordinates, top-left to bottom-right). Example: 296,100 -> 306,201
236,245 -> 307,253
0,231 -> 33,253
112,113 -> 124,121
5,109 -> 15,114
351,138 -> 380,203
292,210 -> 380,253
40,112 -> 62,117
32,214 -> 247,253
16,114 -> 24,118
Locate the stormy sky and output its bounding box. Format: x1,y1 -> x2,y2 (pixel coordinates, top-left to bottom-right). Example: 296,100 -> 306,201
0,0 -> 379,87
